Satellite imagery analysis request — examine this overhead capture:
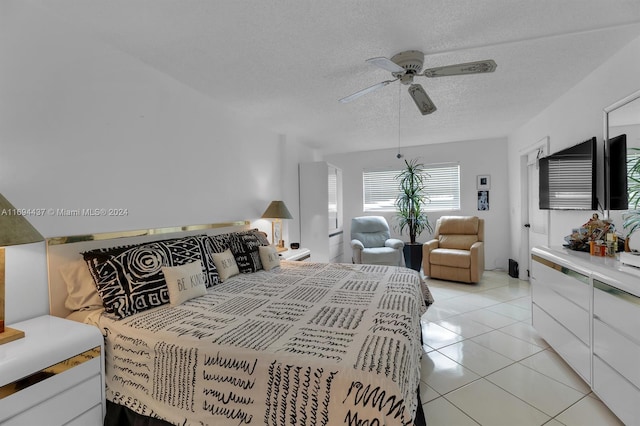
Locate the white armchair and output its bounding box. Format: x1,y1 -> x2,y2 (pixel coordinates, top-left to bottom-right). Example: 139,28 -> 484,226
350,216 -> 404,266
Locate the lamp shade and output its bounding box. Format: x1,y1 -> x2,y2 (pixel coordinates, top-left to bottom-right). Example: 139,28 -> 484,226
261,201 -> 293,220
0,193 -> 44,246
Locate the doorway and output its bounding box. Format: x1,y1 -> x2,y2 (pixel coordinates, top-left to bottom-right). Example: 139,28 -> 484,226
519,137 -> 550,279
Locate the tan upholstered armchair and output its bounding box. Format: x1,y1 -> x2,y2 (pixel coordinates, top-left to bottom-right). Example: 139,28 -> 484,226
422,216 -> 485,283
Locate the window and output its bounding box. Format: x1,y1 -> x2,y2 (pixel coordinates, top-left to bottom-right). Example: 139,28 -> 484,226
363,163 -> 460,212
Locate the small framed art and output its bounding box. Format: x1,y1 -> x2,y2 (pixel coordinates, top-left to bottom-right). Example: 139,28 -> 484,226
478,191 -> 489,211
477,175 -> 491,190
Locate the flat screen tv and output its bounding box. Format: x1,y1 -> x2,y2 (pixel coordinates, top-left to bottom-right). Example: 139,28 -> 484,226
539,137 -> 597,210
608,133 -> 628,210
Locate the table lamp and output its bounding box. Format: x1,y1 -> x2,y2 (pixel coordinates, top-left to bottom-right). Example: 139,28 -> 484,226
0,193 -> 44,345
261,200 -> 293,249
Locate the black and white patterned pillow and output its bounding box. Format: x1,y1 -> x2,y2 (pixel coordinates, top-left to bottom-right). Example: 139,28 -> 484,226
84,236 -> 218,318
205,233 -> 231,253
229,229 -> 269,273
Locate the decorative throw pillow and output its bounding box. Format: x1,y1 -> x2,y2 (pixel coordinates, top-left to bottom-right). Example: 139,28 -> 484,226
60,259 -> 103,312
84,236 -> 213,319
259,245 -> 281,271
229,229 -> 268,273
206,233 -> 231,253
162,260 -> 207,306
211,249 -> 240,282
84,235 -> 220,287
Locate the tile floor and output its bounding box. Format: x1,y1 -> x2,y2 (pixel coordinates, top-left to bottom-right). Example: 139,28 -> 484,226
419,270 -> 623,426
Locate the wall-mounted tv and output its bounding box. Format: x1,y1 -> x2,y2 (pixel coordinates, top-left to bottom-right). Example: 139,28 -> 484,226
539,137 -> 598,210
608,133 -> 628,210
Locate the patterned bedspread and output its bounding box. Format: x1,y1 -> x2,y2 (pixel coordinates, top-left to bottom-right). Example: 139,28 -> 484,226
98,261 -> 430,426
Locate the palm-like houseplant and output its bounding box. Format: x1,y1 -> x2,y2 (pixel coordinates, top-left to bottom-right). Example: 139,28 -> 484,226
395,158 -> 433,269
623,148 -> 640,242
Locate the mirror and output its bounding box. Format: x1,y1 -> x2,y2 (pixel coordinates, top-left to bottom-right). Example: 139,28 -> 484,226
604,89 -> 640,214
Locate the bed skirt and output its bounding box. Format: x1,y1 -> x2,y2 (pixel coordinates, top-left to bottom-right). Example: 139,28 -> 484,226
105,390 -> 427,426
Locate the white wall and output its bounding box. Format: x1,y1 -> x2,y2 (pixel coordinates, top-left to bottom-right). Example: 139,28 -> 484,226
507,35 -> 640,271
325,137 -> 510,271
0,2 -> 314,323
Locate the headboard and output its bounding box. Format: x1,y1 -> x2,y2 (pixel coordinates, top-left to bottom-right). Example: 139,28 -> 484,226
46,221 -> 250,318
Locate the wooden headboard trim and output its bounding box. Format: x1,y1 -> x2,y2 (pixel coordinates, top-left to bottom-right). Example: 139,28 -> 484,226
47,220 -> 250,246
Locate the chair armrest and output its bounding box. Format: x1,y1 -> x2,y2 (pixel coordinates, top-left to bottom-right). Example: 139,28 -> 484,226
470,241 -> 485,283
350,239 -> 364,264
422,239 -> 439,277
350,239 -> 365,250
385,239 -> 404,249
423,239 -> 439,254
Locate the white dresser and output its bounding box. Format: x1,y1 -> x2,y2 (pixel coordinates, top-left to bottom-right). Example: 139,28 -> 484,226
0,315 -> 105,425
531,246 -> 640,425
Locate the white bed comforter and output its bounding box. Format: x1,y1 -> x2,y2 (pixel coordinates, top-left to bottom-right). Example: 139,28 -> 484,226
98,262 -> 428,426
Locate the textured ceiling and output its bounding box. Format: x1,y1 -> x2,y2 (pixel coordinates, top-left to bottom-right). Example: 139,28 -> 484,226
28,0 -> 640,155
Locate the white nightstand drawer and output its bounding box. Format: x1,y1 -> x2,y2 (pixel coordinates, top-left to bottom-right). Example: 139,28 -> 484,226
2,373 -> 102,425
1,355 -> 102,423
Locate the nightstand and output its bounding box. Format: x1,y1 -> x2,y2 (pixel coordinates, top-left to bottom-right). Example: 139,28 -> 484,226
0,315 -> 105,425
279,248 -> 311,261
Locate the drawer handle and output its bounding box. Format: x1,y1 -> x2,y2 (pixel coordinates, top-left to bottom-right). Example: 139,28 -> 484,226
594,280 -> 640,305
532,254 -> 589,285
0,346 -> 101,400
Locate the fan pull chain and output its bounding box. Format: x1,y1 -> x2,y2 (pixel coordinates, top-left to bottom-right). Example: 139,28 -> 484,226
397,82 -> 403,159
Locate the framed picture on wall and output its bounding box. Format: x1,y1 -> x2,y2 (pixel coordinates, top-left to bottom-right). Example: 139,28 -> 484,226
477,175 -> 491,190
478,191 -> 489,210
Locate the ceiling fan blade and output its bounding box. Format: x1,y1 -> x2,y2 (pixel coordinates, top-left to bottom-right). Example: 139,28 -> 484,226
408,84 -> 437,115
339,79 -> 397,103
422,59 -> 497,78
366,57 -> 406,74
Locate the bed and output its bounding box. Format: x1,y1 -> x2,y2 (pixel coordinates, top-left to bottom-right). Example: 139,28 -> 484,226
46,221 -> 432,426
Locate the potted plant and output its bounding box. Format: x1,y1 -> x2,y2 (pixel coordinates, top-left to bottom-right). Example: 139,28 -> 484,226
623,148 -> 640,249
395,158 -> 433,270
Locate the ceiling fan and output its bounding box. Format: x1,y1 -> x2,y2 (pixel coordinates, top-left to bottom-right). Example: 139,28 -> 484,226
339,50 -> 497,115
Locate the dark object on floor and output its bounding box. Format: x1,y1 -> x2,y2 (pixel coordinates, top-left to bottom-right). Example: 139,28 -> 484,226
414,387 -> 427,425
104,401 -> 172,426
508,258 -> 519,278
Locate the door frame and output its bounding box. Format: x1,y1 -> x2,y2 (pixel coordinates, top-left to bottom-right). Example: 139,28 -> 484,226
519,136 -> 550,280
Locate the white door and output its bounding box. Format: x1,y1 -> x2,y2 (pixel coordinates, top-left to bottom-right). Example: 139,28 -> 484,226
520,138 -> 550,279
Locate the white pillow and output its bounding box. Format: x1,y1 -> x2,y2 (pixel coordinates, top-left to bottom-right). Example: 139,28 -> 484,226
259,245 -> 281,271
60,259 -> 103,311
211,249 -> 240,282
162,260 -> 207,306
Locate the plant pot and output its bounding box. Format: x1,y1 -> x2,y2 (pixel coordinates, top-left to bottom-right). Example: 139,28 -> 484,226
403,243 -> 423,272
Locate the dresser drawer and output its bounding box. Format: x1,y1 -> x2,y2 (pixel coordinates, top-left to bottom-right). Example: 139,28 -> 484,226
532,255 -> 590,310
531,275 -> 590,345
532,304 -> 591,384
593,318 -> 640,389
593,355 -> 640,426
593,280 -> 640,341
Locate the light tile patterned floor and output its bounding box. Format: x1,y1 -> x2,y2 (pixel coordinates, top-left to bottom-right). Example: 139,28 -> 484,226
420,270 -> 623,426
